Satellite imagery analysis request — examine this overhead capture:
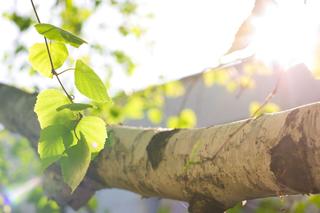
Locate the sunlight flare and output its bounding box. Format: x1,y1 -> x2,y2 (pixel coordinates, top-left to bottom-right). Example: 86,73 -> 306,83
5,177 -> 42,205
250,0 -> 320,70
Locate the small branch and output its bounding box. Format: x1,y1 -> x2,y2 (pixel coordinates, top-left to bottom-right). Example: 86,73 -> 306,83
30,0 -> 41,23
176,59 -> 249,116
30,0 -> 73,103
176,73 -> 201,114
54,74 -> 74,102
210,67 -> 283,161
57,68 -> 75,75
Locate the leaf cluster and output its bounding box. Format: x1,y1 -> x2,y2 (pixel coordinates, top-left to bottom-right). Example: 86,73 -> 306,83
29,23 -> 110,192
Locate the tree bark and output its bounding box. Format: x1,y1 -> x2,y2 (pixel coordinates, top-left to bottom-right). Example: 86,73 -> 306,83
1,83 -> 320,213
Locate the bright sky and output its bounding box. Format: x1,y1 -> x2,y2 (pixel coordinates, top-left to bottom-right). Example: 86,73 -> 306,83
120,0 -> 252,91
1,0 -> 320,94
0,0 -> 252,93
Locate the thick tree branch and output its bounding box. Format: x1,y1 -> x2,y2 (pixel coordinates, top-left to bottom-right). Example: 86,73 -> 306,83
1,83 -> 320,213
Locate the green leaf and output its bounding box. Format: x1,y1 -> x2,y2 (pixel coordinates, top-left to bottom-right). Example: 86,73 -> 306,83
4,12 -> 32,31
75,60 -> 110,102
34,89 -> 76,129
61,134 -> 91,192
38,125 -> 74,169
35,23 -> 87,48
28,42 -> 68,78
38,125 -> 68,158
56,103 -> 93,112
76,116 -> 106,153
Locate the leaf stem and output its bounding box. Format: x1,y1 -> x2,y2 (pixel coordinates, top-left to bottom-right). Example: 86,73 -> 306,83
57,68 -> 75,75
30,0 -> 73,102
30,0 -> 41,23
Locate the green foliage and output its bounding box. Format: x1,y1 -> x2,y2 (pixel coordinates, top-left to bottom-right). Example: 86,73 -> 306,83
38,125 -> 73,169
61,133 -> 91,192
28,188 -> 60,213
293,201 -> 307,213
87,196 -> 99,212
123,96 -> 144,119
203,69 -> 230,87
29,42 -> 68,78
163,81 -> 185,97
2,0 -> 153,210
60,0 -> 91,34
226,202 -> 244,213
167,109 -> 197,128
249,101 -> 280,117
157,206 -> 171,213
239,75 -> 255,89
3,12 -> 32,31
0,130 -> 61,212
119,25 -> 144,37
34,89 -> 75,129
308,195 -> 320,208
75,116 -> 107,153
35,23 -> 87,48
147,108 -> 163,124
119,1 -> 137,15
112,50 -> 136,75
56,103 -> 93,112
75,60 -> 110,102
291,195 -> 320,212
254,198 -> 284,213
0,130 -> 40,184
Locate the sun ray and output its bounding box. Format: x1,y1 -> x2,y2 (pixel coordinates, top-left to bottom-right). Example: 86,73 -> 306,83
249,0 -> 320,70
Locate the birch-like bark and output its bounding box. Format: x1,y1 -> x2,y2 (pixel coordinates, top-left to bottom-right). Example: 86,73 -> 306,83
0,83 -> 319,213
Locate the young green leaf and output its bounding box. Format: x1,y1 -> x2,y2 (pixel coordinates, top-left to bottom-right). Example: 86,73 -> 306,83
35,23 -> 87,48
75,60 -> 110,103
34,89 -> 76,129
56,103 -> 93,112
38,125 -> 73,170
29,42 -> 68,78
38,125 -> 69,158
76,116 -> 107,153
61,134 -> 91,192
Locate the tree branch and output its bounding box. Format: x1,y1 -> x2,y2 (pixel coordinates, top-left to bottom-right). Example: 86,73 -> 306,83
1,82 -> 320,212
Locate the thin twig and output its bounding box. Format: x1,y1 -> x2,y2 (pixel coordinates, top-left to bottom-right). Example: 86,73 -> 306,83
30,0 -> 41,23
30,0 -> 73,102
175,57 -> 253,116
210,67 -> 283,161
176,74 -> 202,114
57,68 -> 75,75
54,75 -> 73,101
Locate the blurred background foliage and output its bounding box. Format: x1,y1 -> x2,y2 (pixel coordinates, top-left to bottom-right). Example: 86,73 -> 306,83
3,0 -> 320,212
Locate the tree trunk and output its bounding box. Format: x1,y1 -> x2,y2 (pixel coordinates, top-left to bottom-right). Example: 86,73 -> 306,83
0,83 -> 319,213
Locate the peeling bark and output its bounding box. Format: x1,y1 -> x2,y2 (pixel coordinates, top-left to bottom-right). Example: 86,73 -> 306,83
1,83 -> 320,212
